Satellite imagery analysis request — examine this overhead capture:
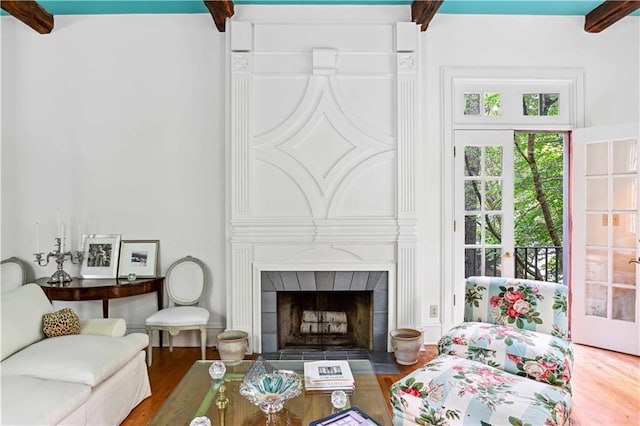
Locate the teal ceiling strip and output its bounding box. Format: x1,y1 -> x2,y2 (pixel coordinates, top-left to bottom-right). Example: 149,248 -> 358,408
1,0 -> 638,17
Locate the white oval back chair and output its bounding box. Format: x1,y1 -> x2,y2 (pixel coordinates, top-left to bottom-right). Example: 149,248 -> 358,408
1,257 -> 27,294
145,256 -> 209,366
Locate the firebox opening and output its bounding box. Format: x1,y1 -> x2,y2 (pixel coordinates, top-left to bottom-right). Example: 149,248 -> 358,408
277,291 -> 373,351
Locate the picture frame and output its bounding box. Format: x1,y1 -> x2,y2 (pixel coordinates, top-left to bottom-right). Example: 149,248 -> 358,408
117,240 -> 159,278
80,234 -> 121,279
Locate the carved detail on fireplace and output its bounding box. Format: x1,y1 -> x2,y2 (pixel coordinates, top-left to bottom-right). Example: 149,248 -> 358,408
226,19 -> 420,353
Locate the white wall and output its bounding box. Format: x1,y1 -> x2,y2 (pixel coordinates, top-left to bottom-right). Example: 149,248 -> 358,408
418,14 -> 639,341
2,9 -> 638,345
1,14 -> 227,343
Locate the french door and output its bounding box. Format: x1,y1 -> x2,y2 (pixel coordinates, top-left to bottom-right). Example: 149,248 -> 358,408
571,123 -> 640,355
454,130 -> 515,290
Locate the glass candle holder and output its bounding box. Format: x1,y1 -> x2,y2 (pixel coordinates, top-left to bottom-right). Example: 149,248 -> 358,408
331,390 -> 348,411
209,361 -> 227,380
189,416 -> 211,426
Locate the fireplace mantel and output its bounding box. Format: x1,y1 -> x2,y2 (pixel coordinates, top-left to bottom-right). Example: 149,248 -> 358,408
225,16 -> 420,353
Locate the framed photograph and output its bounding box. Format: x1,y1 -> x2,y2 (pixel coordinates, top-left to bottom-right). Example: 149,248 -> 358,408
80,234 -> 121,279
117,240 -> 159,278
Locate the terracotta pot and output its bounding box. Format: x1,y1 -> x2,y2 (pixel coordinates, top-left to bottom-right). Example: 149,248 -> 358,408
390,328 -> 423,365
216,330 -> 248,364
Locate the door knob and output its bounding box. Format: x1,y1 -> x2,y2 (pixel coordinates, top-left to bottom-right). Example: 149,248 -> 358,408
502,252 -> 513,258
629,258 -> 640,264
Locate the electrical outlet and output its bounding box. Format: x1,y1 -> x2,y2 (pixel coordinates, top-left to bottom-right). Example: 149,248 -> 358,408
430,305 -> 438,318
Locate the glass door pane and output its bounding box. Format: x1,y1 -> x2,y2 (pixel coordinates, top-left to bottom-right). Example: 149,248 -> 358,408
457,130 -> 514,279
588,139 -> 639,321
571,123 -> 639,355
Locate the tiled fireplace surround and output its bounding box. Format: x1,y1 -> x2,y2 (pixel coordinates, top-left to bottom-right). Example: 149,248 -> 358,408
260,271 -> 389,353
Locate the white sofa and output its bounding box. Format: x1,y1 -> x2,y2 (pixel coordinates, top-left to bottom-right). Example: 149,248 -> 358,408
1,283 -> 151,425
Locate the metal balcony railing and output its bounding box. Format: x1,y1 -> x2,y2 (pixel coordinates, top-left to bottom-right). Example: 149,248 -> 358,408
464,246 -> 563,284
514,246 -> 563,284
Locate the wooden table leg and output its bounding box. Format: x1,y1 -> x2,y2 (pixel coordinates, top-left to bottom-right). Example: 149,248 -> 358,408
102,299 -> 109,318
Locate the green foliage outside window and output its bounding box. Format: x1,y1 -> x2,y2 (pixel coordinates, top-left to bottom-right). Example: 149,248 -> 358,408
514,132 -> 563,248
464,131 -> 564,281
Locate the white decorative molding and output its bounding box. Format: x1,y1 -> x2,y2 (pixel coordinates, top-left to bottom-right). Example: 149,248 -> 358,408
230,22 -> 253,52
253,244 -> 396,263
397,245 -> 417,328
397,217 -> 418,241
312,48 -> 337,75
395,22 -> 418,53
397,53 -> 416,73
226,17 -> 420,351
232,53 -> 251,72
397,56 -> 417,215
254,76 -> 394,218
229,245 -> 253,349
231,57 -> 251,215
230,218 -> 399,243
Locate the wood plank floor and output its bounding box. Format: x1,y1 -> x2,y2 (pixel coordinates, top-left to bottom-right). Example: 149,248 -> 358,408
122,344 -> 639,425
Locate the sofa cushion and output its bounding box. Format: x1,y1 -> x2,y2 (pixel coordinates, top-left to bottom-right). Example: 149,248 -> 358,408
390,355 -> 571,426
438,321 -> 574,393
0,375 -> 91,426
80,317 -> 127,337
1,283 -> 54,361
1,333 -> 148,386
43,307 -> 81,337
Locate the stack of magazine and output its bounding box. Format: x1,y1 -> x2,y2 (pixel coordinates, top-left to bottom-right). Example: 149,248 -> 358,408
303,360 -> 355,392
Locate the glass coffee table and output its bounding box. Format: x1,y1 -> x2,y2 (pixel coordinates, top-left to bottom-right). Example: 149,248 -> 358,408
149,359 -> 392,426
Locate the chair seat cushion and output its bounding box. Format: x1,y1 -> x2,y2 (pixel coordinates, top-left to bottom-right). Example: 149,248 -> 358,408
146,306 -> 209,326
438,321 -> 573,393
390,354 -> 571,426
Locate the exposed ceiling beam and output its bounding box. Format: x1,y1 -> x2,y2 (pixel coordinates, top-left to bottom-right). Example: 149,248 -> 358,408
585,0 -> 640,33
203,0 -> 234,32
411,0 -> 444,32
1,0 -> 53,34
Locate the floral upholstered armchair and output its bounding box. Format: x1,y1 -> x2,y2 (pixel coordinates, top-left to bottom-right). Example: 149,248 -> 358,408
438,276 -> 573,393
389,276 -> 573,425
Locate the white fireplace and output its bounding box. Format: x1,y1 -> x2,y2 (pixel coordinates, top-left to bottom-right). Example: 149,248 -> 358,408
225,9 -> 420,353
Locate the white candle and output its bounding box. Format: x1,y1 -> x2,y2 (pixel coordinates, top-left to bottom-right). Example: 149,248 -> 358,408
77,222 -> 82,251
35,221 -> 40,253
60,222 -> 65,252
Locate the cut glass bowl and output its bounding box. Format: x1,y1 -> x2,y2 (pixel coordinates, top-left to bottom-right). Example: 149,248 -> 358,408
239,370 -> 302,414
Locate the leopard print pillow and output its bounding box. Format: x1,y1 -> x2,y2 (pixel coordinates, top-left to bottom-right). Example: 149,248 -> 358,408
42,308 -> 80,338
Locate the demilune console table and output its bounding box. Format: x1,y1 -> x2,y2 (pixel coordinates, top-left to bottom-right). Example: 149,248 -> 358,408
35,276 -> 164,319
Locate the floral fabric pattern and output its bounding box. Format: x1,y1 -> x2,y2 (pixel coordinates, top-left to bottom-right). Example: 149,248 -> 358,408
489,284 -> 544,328
464,276 -> 569,338
437,322 -> 573,393
390,355 -> 572,426
391,277 -> 574,425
